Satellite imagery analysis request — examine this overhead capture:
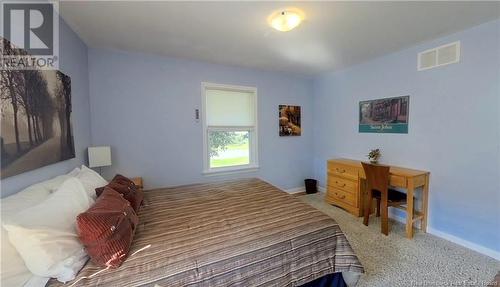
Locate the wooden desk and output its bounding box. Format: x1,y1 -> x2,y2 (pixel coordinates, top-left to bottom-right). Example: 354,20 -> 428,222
326,158 -> 430,238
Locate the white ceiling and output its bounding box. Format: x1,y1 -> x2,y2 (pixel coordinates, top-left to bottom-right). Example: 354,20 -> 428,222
60,1 -> 500,75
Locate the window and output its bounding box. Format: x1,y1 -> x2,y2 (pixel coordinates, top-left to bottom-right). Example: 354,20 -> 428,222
202,83 -> 258,174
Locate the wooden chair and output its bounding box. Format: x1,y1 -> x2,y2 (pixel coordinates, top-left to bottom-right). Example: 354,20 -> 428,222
361,162 -> 409,235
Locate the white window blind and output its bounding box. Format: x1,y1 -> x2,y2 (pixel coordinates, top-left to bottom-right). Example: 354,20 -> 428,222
205,89 -> 255,127
202,83 -> 258,174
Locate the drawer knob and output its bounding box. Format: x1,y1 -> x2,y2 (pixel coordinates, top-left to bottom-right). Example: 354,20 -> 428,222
334,192 -> 346,199
336,168 -> 346,173
335,181 -> 346,187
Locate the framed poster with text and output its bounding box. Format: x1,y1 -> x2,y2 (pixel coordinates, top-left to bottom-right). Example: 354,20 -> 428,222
359,96 -> 409,134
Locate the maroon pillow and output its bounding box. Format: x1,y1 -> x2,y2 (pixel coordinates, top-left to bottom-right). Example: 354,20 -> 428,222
96,175 -> 143,212
112,174 -> 136,187
77,187 -> 138,268
125,187 -> 143,212
95,174 -> 136,196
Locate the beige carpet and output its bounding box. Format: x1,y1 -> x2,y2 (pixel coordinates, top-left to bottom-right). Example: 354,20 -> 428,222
299,193 -> 499,287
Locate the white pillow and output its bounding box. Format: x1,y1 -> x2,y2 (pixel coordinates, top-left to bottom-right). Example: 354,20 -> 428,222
2,178 -> 94,283
1,170 -> 79,287
0,232 -> 36,287
67,167 -> 81,177
2,167 -> 81,210
73,165 -> 108,199
2,175 -> 70,211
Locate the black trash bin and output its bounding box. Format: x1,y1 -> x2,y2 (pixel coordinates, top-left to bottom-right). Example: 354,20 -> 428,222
304,179 -> 318,194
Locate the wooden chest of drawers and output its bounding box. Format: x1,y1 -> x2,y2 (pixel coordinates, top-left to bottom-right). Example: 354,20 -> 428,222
325,158 -> 431,238
326,159 -> 363,216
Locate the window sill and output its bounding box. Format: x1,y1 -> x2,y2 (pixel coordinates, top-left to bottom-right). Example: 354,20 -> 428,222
203,165 -> 259,176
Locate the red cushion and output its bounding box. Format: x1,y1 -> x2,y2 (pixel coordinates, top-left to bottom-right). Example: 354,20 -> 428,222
96,175 -> 143,212
112,174 -> 135,186
77,187 -> 138,268
127,188 -> 143,212
95,174 -> 136,196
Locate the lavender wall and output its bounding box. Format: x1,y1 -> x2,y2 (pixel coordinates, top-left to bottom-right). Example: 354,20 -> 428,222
1,10 -> 496,259
1,19 -> 91,197
312,20 -> 500,253
88,48 -> 314,191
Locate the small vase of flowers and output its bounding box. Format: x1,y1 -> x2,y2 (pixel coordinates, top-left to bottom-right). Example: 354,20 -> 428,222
367,149 -> 381,164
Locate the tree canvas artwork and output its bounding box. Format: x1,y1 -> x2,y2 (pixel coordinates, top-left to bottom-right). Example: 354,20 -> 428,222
1,39 -> 75,179
279,105 -> 301,136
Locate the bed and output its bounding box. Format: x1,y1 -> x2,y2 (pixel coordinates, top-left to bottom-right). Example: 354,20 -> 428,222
48,178 -> 363,286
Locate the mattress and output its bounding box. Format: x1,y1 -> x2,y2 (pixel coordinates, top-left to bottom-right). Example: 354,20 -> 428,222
48,178 -> 363,286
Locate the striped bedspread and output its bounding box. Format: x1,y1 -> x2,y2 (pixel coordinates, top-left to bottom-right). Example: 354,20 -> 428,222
48,178 -> 363,286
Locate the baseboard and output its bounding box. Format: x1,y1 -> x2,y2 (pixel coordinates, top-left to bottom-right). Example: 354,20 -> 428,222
284,186 -> 326,194
284,186 -> 305,193
388,211 -> 498,260
388,212 -> 406,225
388,210 -> 421,229
426,227 -> 500,261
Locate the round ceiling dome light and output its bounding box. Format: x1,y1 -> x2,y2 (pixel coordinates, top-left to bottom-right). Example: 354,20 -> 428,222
268,9 -> 304,32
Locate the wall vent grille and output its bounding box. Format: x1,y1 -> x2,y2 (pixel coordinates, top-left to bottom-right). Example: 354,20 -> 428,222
418,41 -> 460,71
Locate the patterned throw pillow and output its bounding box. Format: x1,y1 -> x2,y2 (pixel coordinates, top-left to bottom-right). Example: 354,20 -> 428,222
95,175 -> 143,212
77,188 -> 138,268
112,174 -> 136,187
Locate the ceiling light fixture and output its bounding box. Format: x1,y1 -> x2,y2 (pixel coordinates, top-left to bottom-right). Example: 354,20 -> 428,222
268,9 -> 304,32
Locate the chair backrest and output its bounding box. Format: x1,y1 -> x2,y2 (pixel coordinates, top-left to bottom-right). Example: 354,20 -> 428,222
361,162 -> 390,195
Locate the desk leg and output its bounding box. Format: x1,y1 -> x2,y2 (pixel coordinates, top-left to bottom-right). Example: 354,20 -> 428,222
421,174 -> 430,233
406,181 -> 415,239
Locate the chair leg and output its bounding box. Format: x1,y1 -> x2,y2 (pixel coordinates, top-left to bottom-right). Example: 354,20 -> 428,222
376,198 -> 381,217
363,191 -> 372,226
381,193 -> 389,235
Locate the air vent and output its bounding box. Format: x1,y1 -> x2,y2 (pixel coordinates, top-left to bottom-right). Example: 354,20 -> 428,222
418,41 -> 460,71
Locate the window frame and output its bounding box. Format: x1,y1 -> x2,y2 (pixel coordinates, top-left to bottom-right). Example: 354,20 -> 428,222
201,82 -> 259,175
